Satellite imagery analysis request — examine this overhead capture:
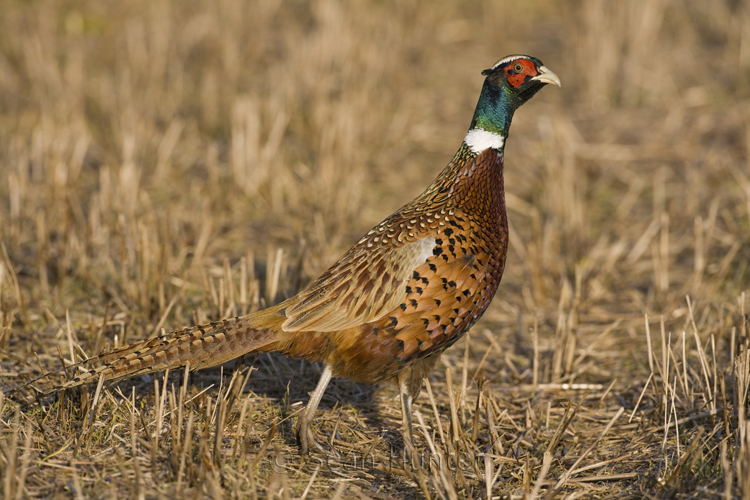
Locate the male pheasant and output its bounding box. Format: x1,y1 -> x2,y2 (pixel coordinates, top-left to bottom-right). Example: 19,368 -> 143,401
15,55 -> 559,454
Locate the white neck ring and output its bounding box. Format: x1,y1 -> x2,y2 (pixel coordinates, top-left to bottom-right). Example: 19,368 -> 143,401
463,128 -> 505,154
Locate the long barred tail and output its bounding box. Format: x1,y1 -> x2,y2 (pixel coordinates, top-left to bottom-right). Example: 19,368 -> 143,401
10,306 -> 283,401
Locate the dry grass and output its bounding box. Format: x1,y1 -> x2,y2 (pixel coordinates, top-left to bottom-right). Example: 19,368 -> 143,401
1,0 -> 749,498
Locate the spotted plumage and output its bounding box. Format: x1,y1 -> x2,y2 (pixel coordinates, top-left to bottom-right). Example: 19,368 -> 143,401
12,55 -> 560,454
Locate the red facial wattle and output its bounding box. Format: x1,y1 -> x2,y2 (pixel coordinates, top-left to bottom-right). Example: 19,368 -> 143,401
505,59 -> 538,88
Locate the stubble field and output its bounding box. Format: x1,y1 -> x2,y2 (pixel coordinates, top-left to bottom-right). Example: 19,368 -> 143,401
1,0 -> 749,498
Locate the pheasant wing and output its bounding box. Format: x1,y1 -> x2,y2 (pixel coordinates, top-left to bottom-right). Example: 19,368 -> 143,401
282,229 -> 437,332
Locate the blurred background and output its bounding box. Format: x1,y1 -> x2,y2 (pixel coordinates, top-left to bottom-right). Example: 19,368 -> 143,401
0,0 -> 747,321
1,0 -> 749,313
1,0 -> 749,497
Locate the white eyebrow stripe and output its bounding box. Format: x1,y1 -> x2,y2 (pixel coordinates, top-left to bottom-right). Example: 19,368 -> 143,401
490,55 -> 525,70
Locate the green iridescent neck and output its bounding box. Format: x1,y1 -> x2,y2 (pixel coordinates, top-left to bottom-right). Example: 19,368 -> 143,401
468,80 -> 518,138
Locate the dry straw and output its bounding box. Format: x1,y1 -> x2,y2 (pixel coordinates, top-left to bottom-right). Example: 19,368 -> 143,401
1,0 -> 749,498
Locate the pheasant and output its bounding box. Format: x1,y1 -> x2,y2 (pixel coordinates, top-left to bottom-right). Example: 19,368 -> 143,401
13,55 -> 559,454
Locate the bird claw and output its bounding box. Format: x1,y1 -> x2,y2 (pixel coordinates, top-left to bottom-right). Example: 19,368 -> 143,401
296,418 -> 326,456
402,427 -> 417,463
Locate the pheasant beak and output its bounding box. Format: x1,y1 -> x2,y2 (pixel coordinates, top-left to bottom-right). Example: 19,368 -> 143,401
531,66 -> 561,87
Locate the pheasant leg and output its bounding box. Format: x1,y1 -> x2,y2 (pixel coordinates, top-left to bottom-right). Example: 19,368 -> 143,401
398,363 -> 430,461
296,364 -> 332,455
398,376 -> 416,457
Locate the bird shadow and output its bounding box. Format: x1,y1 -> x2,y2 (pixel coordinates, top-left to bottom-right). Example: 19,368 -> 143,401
190,352 -> 398,453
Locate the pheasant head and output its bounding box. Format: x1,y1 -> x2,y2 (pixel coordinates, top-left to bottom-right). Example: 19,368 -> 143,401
464,55 -> 561,154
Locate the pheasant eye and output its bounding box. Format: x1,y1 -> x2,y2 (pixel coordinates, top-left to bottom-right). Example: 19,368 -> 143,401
513,62 -> 524,73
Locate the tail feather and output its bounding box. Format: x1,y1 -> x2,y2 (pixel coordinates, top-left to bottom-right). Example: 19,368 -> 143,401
10,306 -> 283,401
